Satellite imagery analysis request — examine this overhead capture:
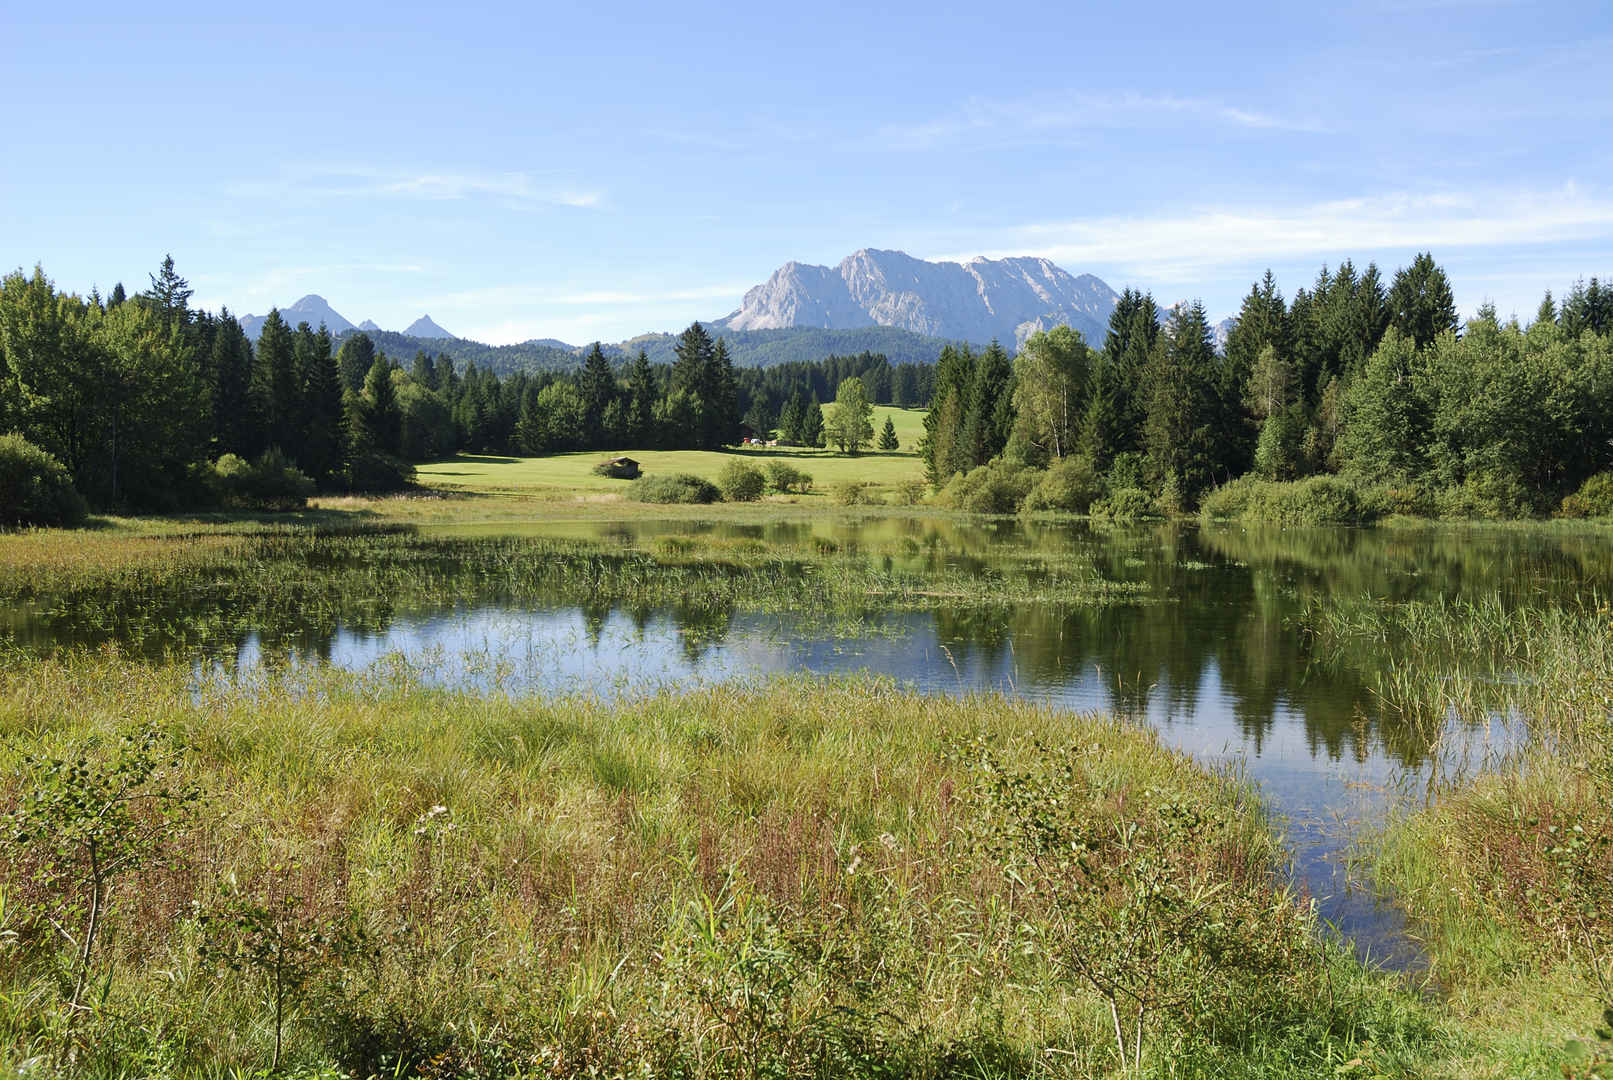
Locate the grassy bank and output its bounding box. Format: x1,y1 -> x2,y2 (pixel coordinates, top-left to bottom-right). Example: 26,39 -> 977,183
1304,595 -> 1613,1072
0,654 -> 1451,1078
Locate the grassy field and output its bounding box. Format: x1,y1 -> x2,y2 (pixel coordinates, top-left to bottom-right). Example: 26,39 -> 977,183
415,406 -> 927,500
0,652 -> 1459,1079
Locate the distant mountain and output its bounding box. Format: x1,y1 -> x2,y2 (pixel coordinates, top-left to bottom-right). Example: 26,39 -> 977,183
404,314 -> 454,339
239,295 -> 356,341
713,248 -> 1119,347
358,319 -> 382,333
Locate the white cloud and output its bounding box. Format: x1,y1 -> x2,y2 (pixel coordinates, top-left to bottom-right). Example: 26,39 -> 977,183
227,166 -> 603,210
928,184 -> 1613,283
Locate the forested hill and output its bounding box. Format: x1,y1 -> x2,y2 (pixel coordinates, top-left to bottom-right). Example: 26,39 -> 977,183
336,329 -> 580,374
339,324 -> 967,376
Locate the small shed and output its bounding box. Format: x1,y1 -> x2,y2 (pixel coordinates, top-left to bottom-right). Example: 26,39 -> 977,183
596,456 -> 641,480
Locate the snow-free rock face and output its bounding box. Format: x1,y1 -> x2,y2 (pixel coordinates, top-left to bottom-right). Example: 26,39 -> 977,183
716,249 -> 1119,347
239,295 -> 356,340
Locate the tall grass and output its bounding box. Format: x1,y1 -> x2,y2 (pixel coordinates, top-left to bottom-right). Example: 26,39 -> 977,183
0,653 -> 1448,1078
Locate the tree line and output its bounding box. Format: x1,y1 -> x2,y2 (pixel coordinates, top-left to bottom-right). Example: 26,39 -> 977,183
920,253 -> 1613,517
0,258 -> 937,512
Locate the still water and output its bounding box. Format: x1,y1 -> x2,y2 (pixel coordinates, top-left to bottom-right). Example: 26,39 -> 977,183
12,515 -> 1608,967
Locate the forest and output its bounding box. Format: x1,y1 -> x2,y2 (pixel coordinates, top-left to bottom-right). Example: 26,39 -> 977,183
4,251 -> 1612,523
0,258 -> 931,517
919,254 -> 1613,521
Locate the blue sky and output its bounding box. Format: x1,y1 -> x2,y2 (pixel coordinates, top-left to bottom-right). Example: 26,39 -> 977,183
4,1 -> 1611,344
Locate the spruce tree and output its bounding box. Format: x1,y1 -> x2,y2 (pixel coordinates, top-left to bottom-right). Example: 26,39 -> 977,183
301,327 -> 346,487
1143,302 -> 1221,500
209,308 -> 258,457
337,333 -> 376,394
577,343 -> 618,446
1389,252 -> 1458,349
878,416 -> 899,451
252,310 -> 298,452
777,392 -> 806,445
144,254 -> 192,332
801,397 -> 825,448
627,348 -> 657,446
362,357 -> 402,456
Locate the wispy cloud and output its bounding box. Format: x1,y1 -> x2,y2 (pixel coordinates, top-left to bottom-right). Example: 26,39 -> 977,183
428,281 -> 748,311
928,184 -> 1613,282
433,282 -> 751,346
226,166 -> 603,210
877,91 -> 1324,150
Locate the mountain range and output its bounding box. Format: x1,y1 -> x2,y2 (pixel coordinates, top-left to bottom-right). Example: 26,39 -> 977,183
713,249 -> 1118,347
237,296 -> 455,343
233,250 -> 1235,375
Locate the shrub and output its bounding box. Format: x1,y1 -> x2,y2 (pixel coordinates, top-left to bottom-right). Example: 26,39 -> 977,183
1202,474 -> 1380,527
1091,486 -> 1156,522
933,461 -> 1038,515
212,448 -> 317,510
0,432 -> 88,527
831,480 -> 876,506
630,473 -> 722,504
1022,455 -> 1105,514
1561,472 -> 1613,518
347,450 -> 415,494
886,479 -> 927,506
717,460 -> 766,502
1199,475 -> 1260,522
1434,471 -> 1536,520
763,461 -> 813,494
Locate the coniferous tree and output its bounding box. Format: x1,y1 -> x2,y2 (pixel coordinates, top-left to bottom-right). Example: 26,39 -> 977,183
361,357 -> 402,456
627,348 -> 657,446
1143,302 -> 1221,500
209,308 -> 258,457
706,337 -> 740,448
777,392 -> 807,445
878,416 -> 899,451
337,333 -> 377,394
577,343 -> 617,445
801,397 -> 825,448
301,327 -> 347,487
107,282 -> 126,309
1389,252 -> 1458,349
251,310 -> 299,452
143,254 -> 192,333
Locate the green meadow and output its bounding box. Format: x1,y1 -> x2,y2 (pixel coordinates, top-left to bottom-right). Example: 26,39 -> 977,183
415,406 -> 928,501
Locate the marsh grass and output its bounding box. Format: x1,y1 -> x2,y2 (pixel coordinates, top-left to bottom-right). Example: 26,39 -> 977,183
0,653 -> 1452,1078
1306,592 -> 1613,1072
0,527 -> 1147,662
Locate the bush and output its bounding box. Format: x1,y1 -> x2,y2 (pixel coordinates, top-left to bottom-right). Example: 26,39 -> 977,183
211,448 -> 317,510
763,461 -> 813,494
932,461 -> 1038,515
630,472 -> 722,504
1199,475 -> 1259,521
1091,486 -> 1156,522
1201,474 -> 1381,526
717,460 -> 766,502
0,433 -> 88,527
347,450 -> 416,494
831,480 -> 876,506
1434,471 -> 1536,520
885,479 -> 927,506
1022,455 -> 1105,514
1560,472 -> 1613,518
